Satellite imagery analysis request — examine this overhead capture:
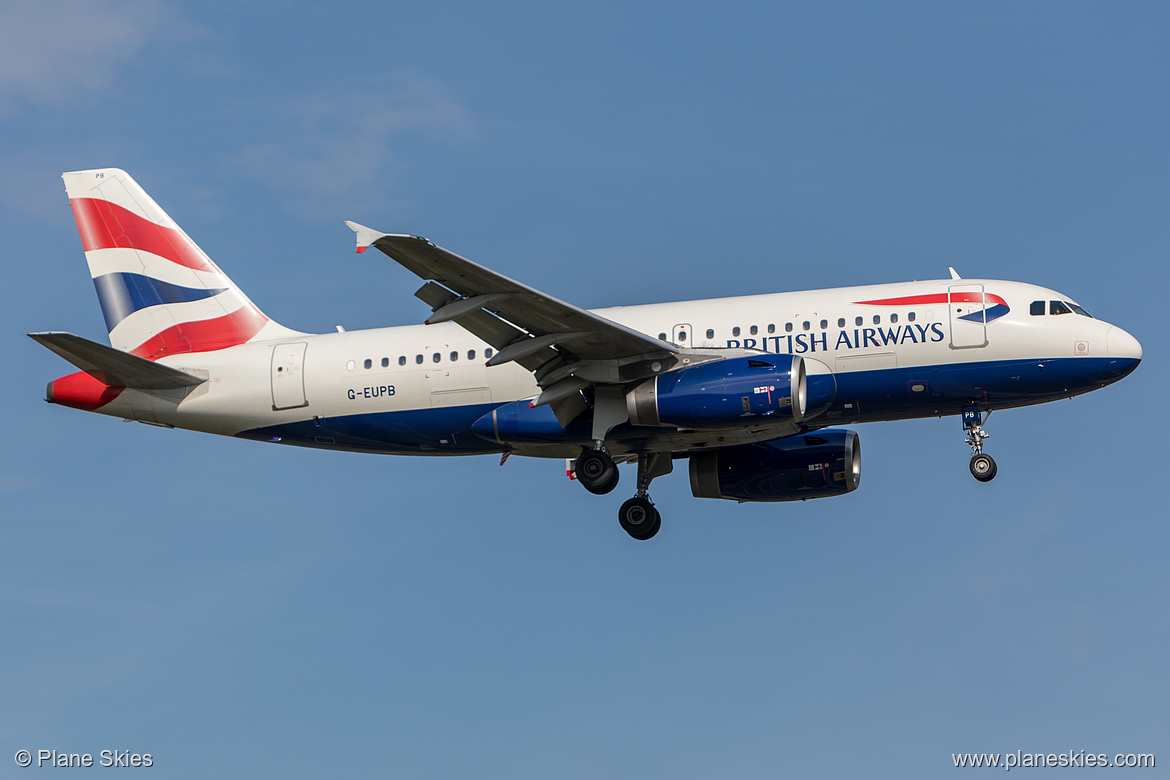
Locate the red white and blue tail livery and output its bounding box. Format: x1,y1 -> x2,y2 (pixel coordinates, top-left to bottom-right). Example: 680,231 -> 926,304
63,168 -> 298,358
31,169 -> 1143,540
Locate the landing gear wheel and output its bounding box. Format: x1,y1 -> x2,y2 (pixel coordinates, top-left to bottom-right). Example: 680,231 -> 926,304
970,453 -> 997,482
619,497 -> 660,540
576,449 -> 619,495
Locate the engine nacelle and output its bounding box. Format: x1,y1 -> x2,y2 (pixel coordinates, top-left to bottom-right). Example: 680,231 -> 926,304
627,355 -> 834,429
689,429 -> 861,502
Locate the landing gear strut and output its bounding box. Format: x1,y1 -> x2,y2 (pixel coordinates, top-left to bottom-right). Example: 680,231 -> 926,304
962,407 -> 997,483
617,453 -> 672,540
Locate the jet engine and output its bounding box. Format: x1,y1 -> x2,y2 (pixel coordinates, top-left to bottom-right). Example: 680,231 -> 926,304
627,355 -> 835,429
688,429 -> 861,502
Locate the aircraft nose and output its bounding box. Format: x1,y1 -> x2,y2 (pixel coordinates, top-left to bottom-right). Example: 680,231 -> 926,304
1106,326 -> 1142,363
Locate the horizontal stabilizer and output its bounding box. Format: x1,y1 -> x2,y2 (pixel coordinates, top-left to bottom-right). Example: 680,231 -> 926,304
28,332 -> 206,389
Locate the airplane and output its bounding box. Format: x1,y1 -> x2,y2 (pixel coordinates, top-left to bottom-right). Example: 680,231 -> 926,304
30,168 -> 1142,540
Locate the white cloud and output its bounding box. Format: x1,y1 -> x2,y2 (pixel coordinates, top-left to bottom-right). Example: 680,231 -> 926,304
231,71 -> 477,215
0,0 -> 169,113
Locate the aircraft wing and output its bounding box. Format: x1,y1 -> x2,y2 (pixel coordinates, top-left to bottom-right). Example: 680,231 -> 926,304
347,223 -> 679,421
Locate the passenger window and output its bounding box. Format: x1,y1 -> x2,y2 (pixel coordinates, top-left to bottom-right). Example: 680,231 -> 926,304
855,316 -> 863,326
1030,300 -> 1045,316
750,325 -> 758,336
908,311 -> 916,322
819,319 -> 827,329
837,318 -> 845,327
415,354 -> 423,365
732,326 -> 741,337
890,313 -> 898,324
450,351 -> 458,362
432,353 -> 441,363
1050,301 -> 1072,315
785,322 -> 793,333
678,331 -> 687,341
346,360 -> 355,371
363,358 -> 372,369
398,356 -> 406,366
381,357 -> 389,368
802,321 -> 810,331
873,315 -> 881,325
485,348 -> 494,359
767,324 -> 775,334
468,350 -> 476,360
706,329 -> 714,339
658,332 -> 667,341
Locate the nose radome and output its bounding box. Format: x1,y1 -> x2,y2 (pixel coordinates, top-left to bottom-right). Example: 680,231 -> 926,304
1106,326 -> 1143,362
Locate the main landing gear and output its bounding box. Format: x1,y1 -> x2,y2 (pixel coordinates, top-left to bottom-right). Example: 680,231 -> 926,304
573,448 -> 673,540
962,407 -> 997,483
575,446 -> 619,495
618,452 -> 672,541
618,496 -> 660,541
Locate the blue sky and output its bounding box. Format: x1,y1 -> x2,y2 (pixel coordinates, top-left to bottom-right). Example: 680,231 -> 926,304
1,1 -> 1165,777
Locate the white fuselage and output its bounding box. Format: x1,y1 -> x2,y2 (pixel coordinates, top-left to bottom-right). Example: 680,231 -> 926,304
82,277 -> 1141,459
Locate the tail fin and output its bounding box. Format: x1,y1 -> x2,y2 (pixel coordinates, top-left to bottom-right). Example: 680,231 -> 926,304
62,168 -> 298,360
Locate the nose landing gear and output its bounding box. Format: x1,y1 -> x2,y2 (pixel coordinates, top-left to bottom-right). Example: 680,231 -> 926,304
969,452 -> 997,481
963,407 -> 997,482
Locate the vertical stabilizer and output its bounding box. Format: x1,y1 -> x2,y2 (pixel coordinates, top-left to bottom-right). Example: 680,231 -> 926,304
62,168 -> 299,359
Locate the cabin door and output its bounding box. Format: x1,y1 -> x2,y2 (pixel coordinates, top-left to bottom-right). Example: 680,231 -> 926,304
948,285 -> 988,349
271,342 -> 309,410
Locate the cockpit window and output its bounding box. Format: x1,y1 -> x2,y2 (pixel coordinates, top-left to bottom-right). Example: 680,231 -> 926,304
1067,302 -> 1092,318
1050,300 -> 1072,315
1030,300 -> 1045,316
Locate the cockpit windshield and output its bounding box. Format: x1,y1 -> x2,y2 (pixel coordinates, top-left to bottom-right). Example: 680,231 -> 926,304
1030,300 -> 1093,318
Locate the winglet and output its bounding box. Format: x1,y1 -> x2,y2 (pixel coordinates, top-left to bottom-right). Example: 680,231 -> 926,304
344,221 -> 386,254
948,266 -> 962,280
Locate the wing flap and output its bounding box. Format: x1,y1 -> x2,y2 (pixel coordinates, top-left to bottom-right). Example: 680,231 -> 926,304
414,281 -> 560,371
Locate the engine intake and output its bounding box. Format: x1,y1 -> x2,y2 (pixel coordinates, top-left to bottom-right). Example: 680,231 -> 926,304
627,355 -> 834,429
689,429 -> 861,502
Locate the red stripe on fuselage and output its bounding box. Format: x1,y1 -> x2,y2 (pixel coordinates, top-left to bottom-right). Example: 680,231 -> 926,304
70,198 -> 216,273
49,371 -> 124,411
855,292 -> 1007,307
130,306 -> 268,360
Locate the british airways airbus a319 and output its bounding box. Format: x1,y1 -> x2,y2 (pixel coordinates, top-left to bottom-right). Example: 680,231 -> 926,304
31,169 -> 1142,539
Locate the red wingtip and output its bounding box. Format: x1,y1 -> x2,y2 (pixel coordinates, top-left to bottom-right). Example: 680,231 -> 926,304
356,245 -> 368,254
528,401 -> 535,408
